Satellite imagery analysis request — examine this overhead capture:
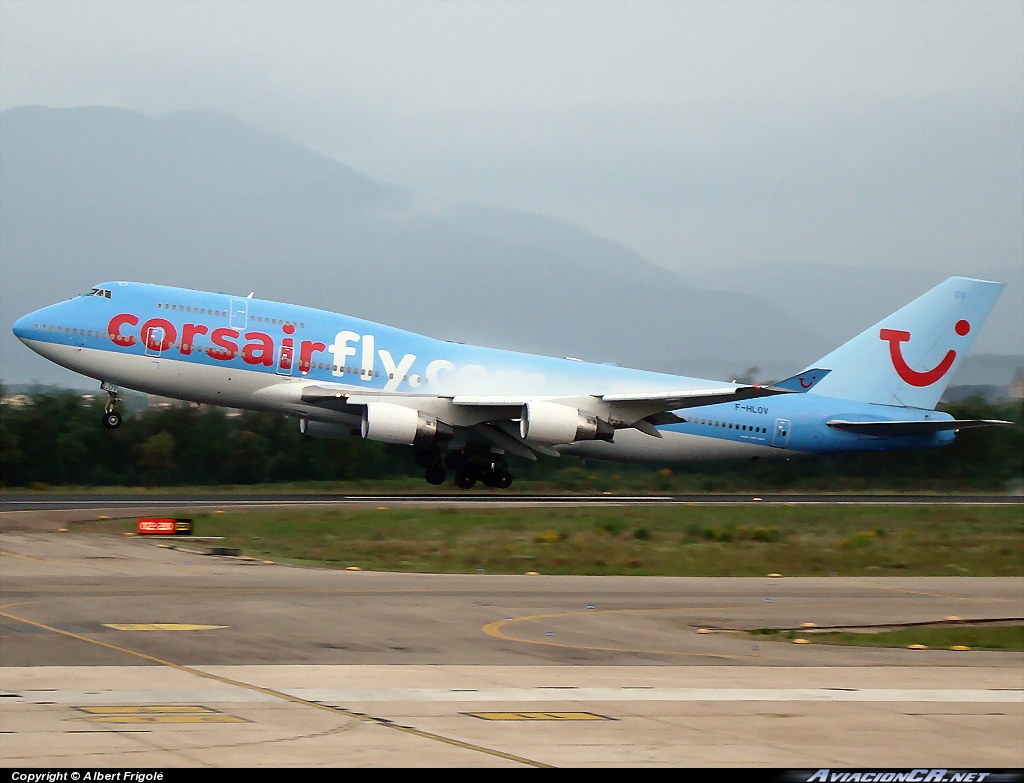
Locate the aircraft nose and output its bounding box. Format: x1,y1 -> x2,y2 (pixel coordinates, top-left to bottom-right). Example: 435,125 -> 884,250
12,310 -> 42,343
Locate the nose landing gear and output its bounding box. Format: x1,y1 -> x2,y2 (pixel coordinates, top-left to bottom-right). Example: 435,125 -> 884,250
101,383 -> 122,429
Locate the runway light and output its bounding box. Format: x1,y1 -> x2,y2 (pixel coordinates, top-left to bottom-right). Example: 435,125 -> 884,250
346,566 -> 363,571
96,515 -> 110,520
477,568 -> 486,572
753,497 -> 763,502
697,628 -> 710,634
767,573 -> 783,578
586,605 -> 595,609
752,646 -> 760,651
764,599 -> 773,603
801,622 -> 817,628
793,638 -> 810,644
262,560 -> 274,565
946,616 -> 962,621
908,644 -> 928,650
545,632 -> 554,636
950,645 -> 971,651
57,528 -> 69,533
525,571 -> 540,576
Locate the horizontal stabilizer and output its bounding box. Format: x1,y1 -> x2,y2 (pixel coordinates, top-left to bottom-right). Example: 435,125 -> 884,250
826,419 -> 1012,437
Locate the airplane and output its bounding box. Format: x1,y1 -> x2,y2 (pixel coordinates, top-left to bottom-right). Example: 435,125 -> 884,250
11,276 -> 1009,489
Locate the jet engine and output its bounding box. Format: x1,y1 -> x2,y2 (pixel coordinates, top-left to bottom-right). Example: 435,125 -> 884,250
361,402 -> 453,446
299,418 -> 357,440
520,401 -> 614,444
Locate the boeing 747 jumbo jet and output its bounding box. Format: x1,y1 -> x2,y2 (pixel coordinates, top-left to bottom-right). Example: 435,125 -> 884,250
12,276 -> 1008,488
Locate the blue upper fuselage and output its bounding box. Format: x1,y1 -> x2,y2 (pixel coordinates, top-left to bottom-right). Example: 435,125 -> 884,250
12,281 -> 956,454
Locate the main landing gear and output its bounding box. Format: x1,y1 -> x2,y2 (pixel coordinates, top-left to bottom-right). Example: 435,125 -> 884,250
101,383 -> 122,430
415,447 -> 514,489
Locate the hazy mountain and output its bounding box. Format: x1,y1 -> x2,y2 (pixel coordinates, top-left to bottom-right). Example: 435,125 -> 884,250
688,261 -> 1023,359
0,105 -> 830,387
953,354 -> 1024,388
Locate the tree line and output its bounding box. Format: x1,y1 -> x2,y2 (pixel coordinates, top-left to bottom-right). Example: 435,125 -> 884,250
1,387 -> 1020,490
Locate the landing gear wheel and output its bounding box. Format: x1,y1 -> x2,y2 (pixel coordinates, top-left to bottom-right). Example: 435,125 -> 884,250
424,465 -> 446,485
102,411 -> 122,430
492,469 -> 513,489
444,451 -> 466,471
454,468 -> 477,490
415,448 -> 440,469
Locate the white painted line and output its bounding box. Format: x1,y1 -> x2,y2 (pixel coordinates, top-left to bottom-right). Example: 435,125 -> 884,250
8,687 -> 1022,704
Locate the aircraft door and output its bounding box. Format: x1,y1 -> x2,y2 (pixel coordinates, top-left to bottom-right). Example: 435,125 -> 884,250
144,326 -> 165,358
771,418 -> 792,449
277,343 -> 294,376
230,299 -> 248,330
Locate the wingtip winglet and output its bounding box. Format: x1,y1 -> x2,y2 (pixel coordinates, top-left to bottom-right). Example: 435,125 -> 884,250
770,368 -> 832,393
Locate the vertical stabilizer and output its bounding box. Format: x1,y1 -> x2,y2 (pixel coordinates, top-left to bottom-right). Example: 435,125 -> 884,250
804,277 -> 1004,409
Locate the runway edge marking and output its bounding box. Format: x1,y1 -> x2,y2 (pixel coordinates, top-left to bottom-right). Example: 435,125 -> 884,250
0,608 -> 551,768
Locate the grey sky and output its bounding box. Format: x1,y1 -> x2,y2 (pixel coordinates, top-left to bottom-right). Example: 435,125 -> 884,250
2,0 -> 1022,274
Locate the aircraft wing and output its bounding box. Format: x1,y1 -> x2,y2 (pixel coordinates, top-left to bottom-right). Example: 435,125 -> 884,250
598,368 -> 830,415
284,368 -> 831,452
826,419 -> 1012,437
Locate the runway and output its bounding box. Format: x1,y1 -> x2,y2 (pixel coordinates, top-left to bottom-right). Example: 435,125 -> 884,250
2,491 -> 1020,514
1,526 -> 1021,767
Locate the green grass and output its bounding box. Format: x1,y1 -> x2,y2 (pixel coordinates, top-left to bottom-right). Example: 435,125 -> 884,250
752,625 -> 1024,651
80,504 -> 1024,577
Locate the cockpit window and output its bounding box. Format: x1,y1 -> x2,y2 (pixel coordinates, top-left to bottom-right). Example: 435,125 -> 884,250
82,288 -> 112,299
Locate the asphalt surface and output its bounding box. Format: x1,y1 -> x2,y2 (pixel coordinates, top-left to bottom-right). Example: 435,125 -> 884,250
2,492 -> 1021,513
1,526 -> 1021,766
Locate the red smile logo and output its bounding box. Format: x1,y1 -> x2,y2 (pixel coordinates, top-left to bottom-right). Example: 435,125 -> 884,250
880,320 -> 970,387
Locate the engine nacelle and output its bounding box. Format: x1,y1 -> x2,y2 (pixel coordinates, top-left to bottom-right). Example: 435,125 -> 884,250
361,402 -> 453,446
520,401 -> 614,444
299,418 -> 356,440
